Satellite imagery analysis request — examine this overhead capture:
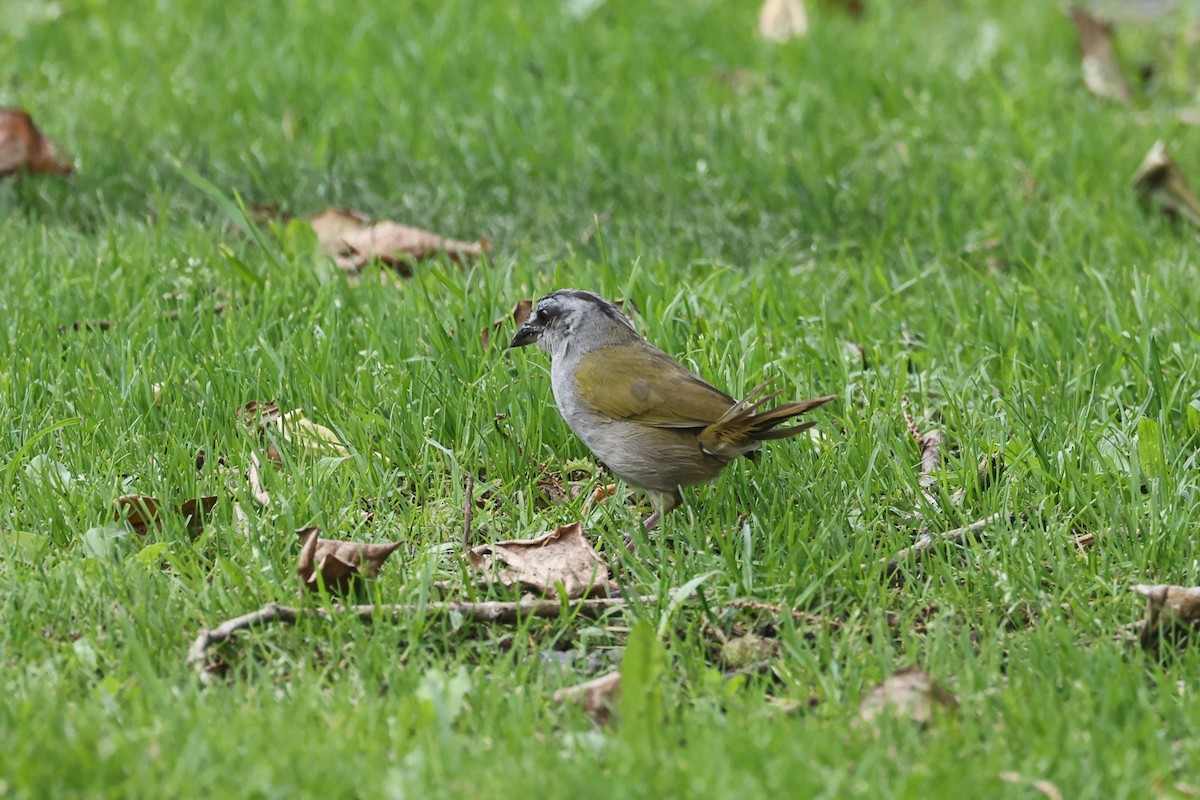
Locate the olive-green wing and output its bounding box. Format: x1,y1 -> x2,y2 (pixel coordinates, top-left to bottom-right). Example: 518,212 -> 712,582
574,342 -> 736,428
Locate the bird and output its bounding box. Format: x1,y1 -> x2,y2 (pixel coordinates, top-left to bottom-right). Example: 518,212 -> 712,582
509,289 -> 836,537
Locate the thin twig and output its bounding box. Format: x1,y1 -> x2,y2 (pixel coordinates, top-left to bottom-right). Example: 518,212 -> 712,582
724,598 -> 843,629
884,511 -> 1012,575
188,596 -> 656,680
902,395 -> 946,491
462,474 -> 474,548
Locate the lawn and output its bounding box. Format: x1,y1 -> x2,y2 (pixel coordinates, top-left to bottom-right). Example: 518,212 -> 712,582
3,0 -> 1200,797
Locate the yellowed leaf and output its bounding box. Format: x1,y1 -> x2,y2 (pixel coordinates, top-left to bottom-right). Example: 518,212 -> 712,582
273,408 -> 350,457
758,0 -> 808,43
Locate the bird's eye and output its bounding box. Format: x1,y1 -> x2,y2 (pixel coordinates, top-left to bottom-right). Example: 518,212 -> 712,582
536,308 -> 550,323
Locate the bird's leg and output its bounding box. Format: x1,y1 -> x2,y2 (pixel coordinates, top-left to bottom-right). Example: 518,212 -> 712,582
641,489 -> 682,531
625,489 -> 681,552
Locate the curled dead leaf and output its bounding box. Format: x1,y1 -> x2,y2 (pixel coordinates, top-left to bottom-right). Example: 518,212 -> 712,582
858,665 -> 958,727
758,0 -> 808,42
481,299 -> 533,347
296,528 -> 403,596
1132,584 -> 1200,649
115,494 -> 217,536
308,208 -> 370,258
238,401 -> 282,433
468,521 -> 612,599
554,670 -> 621,725
1132,141 -> 1200,228
1067,6 -> 1132,104
0,108 -> 73,177
304,208 -> 487,276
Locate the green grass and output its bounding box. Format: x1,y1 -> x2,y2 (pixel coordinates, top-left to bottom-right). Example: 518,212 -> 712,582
3,0 -> 1200,796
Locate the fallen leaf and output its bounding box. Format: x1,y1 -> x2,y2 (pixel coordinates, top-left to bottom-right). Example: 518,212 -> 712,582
468,521 -> 611,599
0,108 -> 73,177
296,528 -> 403,596
307,208 -> 370,258
554,670 -> 621,725
271,408 -> 350,457
1132,141 -> 1200,228
1132,584 -> 1200,649
304,208 -> 487,275
858,664 -> 958,726
1067,6 -> 1132,103
114,494 -> 217,536
238,401 -> 282,432
758,0 -> 808,42
481,299 -> 533,347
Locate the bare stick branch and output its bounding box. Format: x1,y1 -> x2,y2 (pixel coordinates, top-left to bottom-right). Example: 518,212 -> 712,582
883,512 -> 1012,575
462,474 -> 475,548
723,598 -> 843,629
901,395 -> 946,489
188,595 -> 657,680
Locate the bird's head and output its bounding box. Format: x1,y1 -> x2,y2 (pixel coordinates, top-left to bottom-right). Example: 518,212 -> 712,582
509,289 -> 638,359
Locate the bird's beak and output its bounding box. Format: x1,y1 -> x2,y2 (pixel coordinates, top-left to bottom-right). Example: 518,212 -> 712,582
508,321 -> 542,348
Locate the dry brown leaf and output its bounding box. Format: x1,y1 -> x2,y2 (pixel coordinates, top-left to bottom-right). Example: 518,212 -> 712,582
1132,584 -> 1200,649
553,670 -> 621,724
339,220 -> 488,273
468,521 -> 611,599
238,401 -> 282,433
296,527 -> 403,596
758,0 -> 808,42
307,208 -> 369,258
1067,5 -> 1132,104
304,208 -> 487,275
1132,141 -> 1200,228
481,299 -> 533,347
115,494 -> 217,536
0,108 -> 73,177
858,665 -> 958,726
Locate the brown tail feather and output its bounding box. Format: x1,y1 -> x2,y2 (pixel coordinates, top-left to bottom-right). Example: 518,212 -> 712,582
699,392 -> 837,458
